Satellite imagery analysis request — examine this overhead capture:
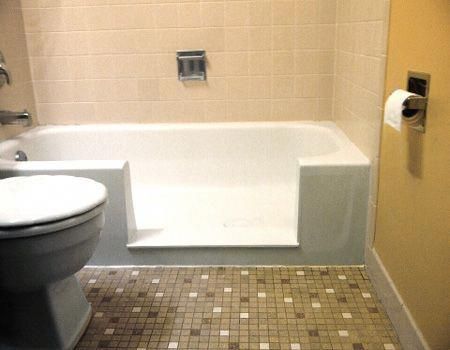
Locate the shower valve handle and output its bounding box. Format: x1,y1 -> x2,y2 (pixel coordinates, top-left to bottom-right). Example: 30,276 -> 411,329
0,51 -> 11,87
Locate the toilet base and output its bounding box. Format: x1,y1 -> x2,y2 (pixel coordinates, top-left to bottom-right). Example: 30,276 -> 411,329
0,275 -> 92,350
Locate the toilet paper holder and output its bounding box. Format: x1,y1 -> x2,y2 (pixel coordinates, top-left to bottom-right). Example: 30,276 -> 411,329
402,71 -> 430,133
403,95 -> 427,111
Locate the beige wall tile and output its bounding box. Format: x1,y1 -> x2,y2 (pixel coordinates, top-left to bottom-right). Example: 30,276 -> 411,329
249,1 -> 272,26
137,79 -> 160,101
225,28 -> 249,51
200,2 -> 224,27
317,98 -> 333,120
272,76 -> 295,98
226,100 -> 249,121
249,27 -> 272,51
249,52 -> 272,76
333,0 -> 388,162
183,101 -> 206,122
177,3 -> 201,28
272,1 -> 295,25
225,53 -> 249,76
154,4 -> 178,28
272,98 -> 315,120
200,27 -> 225,52
247,100 -> 272,120
224,1 -> 249,27
318,0 -> 337,23
204,100 -> 227,120
273,51 -> 294,75
15,0 -> 392,129
152,101 -> 185,121
249,77 -> 272,99
226,77 -> 250,100
272,26 -> 295,50
295,0 -> 318,25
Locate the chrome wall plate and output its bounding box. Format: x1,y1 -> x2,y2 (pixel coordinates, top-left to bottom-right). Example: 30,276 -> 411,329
176,50 -> 206,81
403,71 -> 431,133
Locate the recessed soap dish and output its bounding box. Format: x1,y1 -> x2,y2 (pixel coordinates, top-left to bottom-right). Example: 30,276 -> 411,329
176,50 -> 206,81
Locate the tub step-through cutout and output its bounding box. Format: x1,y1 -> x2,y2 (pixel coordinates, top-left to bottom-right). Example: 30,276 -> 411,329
127,227 -> 299,248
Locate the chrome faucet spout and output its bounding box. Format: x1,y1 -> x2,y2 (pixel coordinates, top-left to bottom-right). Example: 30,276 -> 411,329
0,110 -> 32,127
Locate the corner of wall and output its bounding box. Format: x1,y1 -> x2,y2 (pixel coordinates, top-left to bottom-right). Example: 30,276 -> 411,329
366,247 -> 431,350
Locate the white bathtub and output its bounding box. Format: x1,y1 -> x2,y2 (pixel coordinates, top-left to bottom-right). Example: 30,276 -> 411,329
0,122 -> 370,265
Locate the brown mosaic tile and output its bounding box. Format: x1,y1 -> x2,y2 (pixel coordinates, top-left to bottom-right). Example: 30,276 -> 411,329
308,329 -> 319,337
75,266 -> 402,350
190,329 -> 201,336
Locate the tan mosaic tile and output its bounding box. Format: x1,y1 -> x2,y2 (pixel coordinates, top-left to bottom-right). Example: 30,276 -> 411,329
75,267 -> 401,350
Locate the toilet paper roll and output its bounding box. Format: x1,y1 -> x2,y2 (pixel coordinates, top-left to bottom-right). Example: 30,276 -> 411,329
384,89 -> 419,131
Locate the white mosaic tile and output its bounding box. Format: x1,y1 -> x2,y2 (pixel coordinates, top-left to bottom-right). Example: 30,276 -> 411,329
220,330 -> 229,336
362,292 -> 371,298
201,274 -> 209,280
132,307 -> 141,313
88,279 -> 96,284
168,342 -> 178,349
342,312 -> 352,319
189,292 -> 198,298
155,292 -> 164,297
224,287 -> 232,292
104,328 -> 114,335
325,288 -> 335,293
115,288 -> 124,293
260,343 -> 270,350
131,270 -> 139,276
151,278 -> 160,284
338,330 -> 349,337
338,275 -> 347,280
240,312 -> 249,319
290,344 -> 301,350
213,307 -> 222,313
312,302 -> 321,308
296,271 -> 305,276
94,312 -> 103,318
241,270 -> 249,275
284,297 -> 293,303
384,344 -> 395,350
258,292 -> 266,298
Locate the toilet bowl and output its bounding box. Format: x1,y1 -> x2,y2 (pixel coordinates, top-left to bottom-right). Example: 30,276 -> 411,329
0,175 -> 107,350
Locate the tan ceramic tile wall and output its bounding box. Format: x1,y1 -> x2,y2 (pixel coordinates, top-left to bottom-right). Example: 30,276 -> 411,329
20,0 -> 337,124
0,0 -> 37,139
332,0 -> 390,245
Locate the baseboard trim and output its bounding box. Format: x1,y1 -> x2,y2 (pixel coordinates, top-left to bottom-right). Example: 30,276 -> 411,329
365,247 -> 430,350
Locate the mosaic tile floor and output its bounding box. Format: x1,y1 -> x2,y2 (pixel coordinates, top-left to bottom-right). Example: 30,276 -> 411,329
76,267 -> 401,350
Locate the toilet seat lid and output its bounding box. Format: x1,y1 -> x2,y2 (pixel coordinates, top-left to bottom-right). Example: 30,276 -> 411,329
0,175 -> 107,227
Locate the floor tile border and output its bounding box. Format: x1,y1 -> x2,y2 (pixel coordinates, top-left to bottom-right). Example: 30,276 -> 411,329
366,247 -> 430,350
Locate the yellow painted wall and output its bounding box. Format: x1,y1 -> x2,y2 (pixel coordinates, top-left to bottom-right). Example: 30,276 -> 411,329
374,1 -> 450,349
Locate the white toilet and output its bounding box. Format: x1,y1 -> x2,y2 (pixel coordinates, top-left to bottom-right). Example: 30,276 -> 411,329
0,175 -> 107,350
